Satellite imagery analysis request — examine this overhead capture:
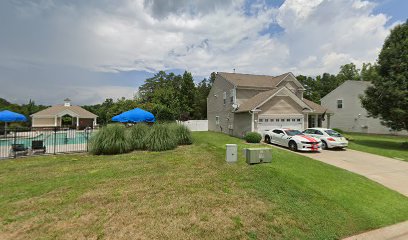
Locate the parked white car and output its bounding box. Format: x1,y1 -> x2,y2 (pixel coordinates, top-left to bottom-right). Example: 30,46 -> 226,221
302,128 -> 348,149
263,128 -> 322,152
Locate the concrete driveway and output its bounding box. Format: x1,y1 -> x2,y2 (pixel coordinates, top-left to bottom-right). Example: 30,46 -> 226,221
267,146 -> 408,240
295,148 -> 408,197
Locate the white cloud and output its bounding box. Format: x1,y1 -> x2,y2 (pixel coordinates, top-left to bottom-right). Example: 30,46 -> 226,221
0,0 -> 396,104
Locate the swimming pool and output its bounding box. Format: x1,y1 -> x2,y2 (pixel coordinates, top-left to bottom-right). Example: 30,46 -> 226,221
0,131 -> 93,147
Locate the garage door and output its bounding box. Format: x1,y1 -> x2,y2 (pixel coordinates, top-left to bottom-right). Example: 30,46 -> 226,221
257,114 -> 304,132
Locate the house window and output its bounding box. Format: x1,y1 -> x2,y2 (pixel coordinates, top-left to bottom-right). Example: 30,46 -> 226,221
216,116 -> 220,125
297,119 -> 301,122
337,99 -> 343,109
287,119 -> 290,122
265,119 -> 269,123
276,119 -> 279,122
270,119 -> 274,122
281,119 -> 285,122
223,92 -> 227,105
292,119 -> 296,122
259,118 -> 264,123
230,89 -> 235,104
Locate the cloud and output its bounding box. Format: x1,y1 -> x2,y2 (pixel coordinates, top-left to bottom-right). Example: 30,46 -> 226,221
0,0 -> 396,104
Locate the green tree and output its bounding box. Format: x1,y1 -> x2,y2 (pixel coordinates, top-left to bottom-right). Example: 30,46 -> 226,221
361,20 -> 408,131
337,63 -> 360,82
360,63 -> 380,81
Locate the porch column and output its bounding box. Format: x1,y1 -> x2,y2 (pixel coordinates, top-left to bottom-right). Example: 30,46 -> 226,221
54,116 -> 57,126
76,117 -> 79,127
94,117 -> 97,126
326,115 -> 331,128
251,111 -> 254,132
314,115 -> 318,128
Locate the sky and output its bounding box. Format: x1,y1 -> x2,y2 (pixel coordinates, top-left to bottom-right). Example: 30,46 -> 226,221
0,0 -> 406,105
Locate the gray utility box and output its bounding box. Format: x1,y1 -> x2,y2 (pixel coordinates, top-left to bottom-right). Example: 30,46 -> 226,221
244,148 -> 272,164
226,144 -> 238,163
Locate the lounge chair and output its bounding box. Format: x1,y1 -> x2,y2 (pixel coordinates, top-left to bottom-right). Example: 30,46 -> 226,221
9,144 -> 29,157
31,140 -> 46,154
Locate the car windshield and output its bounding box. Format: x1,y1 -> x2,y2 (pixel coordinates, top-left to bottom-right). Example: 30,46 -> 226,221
325,129 -> 342,137
285,130 -> 303,136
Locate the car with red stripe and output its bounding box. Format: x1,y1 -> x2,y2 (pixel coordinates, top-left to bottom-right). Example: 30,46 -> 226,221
263,128 -> 322,152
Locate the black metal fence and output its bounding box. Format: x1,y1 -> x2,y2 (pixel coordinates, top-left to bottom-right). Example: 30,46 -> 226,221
0,127 -> 94,160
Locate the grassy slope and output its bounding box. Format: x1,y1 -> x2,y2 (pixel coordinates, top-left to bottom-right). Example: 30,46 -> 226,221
0,132 -> 408,239
346,132 -> 408,161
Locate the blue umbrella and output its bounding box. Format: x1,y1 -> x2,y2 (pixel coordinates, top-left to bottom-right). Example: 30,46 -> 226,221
112,108 -> 155,123
0,110 -> 27,132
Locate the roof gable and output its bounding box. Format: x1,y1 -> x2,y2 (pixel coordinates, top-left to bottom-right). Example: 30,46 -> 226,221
31,105 -> 98,118
236,87 -> 311,112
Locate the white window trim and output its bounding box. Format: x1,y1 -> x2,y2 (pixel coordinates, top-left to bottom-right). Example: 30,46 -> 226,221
215,116 -> 220,125
223,92 -> 227,105
230,88 -> 236,104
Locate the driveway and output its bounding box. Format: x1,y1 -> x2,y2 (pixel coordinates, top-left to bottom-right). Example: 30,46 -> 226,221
268,146 -> 408,240
295,148 -> 408,197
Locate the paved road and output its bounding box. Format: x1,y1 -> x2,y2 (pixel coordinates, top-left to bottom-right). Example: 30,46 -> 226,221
294,148 -> 408,197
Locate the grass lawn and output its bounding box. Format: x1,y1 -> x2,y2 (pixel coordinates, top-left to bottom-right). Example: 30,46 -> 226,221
346,132 -> 408,161
1,132 -> 408,239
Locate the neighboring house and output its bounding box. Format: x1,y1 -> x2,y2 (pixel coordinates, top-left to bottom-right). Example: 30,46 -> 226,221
207,72 -> 331,137
321,80 -> 407,135
31,98 -> 98,129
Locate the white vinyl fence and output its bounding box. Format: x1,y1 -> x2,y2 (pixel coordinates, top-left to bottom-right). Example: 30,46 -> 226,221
177,120 -> 208,131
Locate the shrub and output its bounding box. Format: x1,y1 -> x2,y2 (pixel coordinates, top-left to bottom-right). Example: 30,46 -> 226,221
144,124 -> 178,151
127,123 -> 150,150
244,132 -> 262,143
401,141 -> 408,149
89,124 -> 131,155
170,123 -> 193,145
332,128 -> 344,134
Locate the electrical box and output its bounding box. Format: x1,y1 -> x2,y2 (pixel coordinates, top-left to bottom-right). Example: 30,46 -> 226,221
226,144 -> 238,163
244,148 -> 272,164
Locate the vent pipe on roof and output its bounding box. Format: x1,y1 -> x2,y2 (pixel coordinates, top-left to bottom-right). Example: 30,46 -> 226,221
233,68 -> 235,73
64,98 -> 71,107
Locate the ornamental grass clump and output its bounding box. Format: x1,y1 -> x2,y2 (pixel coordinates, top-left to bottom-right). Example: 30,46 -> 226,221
90,124 -> 131,155
170,123 -> 193,145
244,132 -> 262,143
144,124 -> 178,151
127,123 -> 150,150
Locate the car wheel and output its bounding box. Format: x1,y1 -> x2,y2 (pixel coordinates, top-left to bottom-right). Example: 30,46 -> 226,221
265,135 -> 271,144
288,141 -> 297,151
321,140 -> 328,150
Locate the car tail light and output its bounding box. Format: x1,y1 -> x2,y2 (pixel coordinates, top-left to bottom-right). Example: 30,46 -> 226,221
327,138 -> 336,141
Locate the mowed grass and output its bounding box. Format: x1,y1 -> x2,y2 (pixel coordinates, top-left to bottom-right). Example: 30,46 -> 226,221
346,132 -> 408,161
1,132 -> 408,239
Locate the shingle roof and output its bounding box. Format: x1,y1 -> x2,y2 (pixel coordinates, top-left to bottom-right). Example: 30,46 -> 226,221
303,99 -> 332,114
31,105 -> 98,118
218,72 -> 291,88
236,88 -> 282,112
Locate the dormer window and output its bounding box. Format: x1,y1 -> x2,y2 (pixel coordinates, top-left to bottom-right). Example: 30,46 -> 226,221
337,99 -> 343,109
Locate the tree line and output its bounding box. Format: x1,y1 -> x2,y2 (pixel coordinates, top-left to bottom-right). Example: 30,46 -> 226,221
2,20 -> 406,131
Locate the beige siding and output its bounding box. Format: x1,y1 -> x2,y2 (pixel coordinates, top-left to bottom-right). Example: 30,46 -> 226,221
32,117 -> 56,127
233,112 -> 252,137
236,89 -> 264,105
207,75 -> 235,134
259,96 -> 303,115
321,81 -> 407,135
276,75 -> 304,99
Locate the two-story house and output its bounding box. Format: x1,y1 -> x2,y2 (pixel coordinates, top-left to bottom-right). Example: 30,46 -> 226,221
207,72 -> 331,137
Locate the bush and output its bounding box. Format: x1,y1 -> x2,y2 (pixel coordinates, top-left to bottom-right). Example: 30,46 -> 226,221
127,123 -> 150,150
170,123 -> 193,145
401,142 -> 408,149
89,124 -> 131,155
332,128 -> 344,134
144,124 -> 178,151
244,132 -> 262,143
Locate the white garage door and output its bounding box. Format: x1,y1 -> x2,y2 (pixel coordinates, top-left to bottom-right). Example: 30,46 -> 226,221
257,114 -> 304,133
